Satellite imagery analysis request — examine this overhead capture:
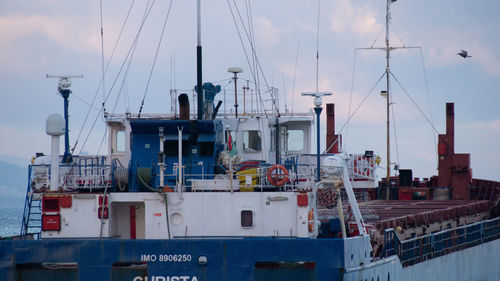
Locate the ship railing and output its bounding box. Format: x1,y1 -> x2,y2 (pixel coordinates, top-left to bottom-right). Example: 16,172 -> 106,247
28,155 -> 112,192
152,162 -> 316,192
171,87 -> 282,118
383,216 -> 500,266
290,153 -> 377,182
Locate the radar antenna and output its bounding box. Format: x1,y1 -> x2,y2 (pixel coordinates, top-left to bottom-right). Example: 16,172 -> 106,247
302,91 -> 333,182
46,74 -> 83,163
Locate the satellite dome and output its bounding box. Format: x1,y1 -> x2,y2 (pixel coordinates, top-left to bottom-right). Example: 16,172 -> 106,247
46,113 -> 65,136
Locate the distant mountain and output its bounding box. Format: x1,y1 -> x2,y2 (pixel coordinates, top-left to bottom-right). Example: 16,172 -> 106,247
0,161 -> 28,206
0,155 -> 29,167
0,161 -> 28,188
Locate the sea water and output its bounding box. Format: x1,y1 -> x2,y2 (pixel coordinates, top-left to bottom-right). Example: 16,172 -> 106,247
0,204 -> 24,237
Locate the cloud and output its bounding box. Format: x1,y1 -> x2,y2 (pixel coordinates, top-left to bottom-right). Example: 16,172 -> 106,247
470,45 -> 500,76
274,60 -> 300,78
0,14 -> 99,53
255,16 -> 286,47
0,124 -> 48,160
423,34 -> 500,75
455,119 -> 500,181
414,21 -> 500,76
329,0 -> 382,37
458,118 -> 500,134
0,13 -> 102,72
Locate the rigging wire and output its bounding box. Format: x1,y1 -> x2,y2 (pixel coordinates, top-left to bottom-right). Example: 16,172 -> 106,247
390,83 -> 401,168
115,0 -> 151,118
345,48 -> 358,151
138,0 -> 175,117
323,71 -> 386,154
291,41 -> 300,115
244,0 -> 255,75
78,0 -> 157,155
390,71 -> 440,134
389,21 -> 406,47
98,0 -> 174,154
71,93 -> 101,111
99,0 -> 107,116
72,0 -> 136,153
233,0 -> 273,113
123,80 -> 130,112
418,47 -> 438,156
244,0 -> 260,115
282,73 -> 288,113
115,0 -> 154,115
97,0 -> 155,154
315,0 -> 321,93
213,78 -> 232,85
228,0 -> 275,118
370,26 -> 385,48
170,56 -> 176,90
227,0 -> 269,119
173,56 -> 176,89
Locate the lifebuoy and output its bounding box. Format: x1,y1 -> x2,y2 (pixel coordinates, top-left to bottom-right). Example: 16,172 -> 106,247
266,164 -> 289,186
308,209 -> 314,233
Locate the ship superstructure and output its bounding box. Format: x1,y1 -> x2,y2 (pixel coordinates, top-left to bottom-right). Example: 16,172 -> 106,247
1,1 -> 500,281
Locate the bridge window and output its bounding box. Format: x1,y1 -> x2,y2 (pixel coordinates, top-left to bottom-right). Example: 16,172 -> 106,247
164,141 -> 189,156
199,142 -> 214,156
287,129 -> 304,151
116,130 -> 126,152
243,130 -> 261,152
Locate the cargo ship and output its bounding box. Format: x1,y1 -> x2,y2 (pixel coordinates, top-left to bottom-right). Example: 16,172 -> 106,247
1,1 -> 499,280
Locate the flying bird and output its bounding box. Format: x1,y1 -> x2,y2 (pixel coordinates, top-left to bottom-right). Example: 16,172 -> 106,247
457,50 -> 471,58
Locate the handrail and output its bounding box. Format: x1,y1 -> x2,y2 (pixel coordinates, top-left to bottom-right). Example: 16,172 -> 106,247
383,216 -> 500,266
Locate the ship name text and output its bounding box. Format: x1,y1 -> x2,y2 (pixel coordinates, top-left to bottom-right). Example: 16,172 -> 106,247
133,276 -> 198,281
140,254 -> 192,262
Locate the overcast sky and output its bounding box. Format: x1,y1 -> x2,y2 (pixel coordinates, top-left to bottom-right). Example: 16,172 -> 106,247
0,0 -> 498,181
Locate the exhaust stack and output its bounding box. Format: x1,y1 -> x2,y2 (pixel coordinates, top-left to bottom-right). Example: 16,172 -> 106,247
178,94 -> 190,120
326,103 -> 341,153
438,103 -> 471,200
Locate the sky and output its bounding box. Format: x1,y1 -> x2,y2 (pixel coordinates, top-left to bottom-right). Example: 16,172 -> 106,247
0,0 -> 499,181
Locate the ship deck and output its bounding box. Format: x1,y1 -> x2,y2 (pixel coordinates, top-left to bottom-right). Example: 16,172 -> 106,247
358,200 -> 491,232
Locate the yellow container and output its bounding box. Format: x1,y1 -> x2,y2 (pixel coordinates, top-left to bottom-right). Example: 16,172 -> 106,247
236,168 -> 258,192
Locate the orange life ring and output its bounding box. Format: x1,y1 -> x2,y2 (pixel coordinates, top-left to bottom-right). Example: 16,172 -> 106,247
308,209 -> 314,233
163,186 -> 174,192
266,164 -> 289,186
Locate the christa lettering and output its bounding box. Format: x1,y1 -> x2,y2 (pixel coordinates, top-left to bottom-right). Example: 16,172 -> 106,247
133,276 -> 198,281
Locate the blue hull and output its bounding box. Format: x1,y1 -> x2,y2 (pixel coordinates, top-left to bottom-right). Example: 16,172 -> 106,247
0,238 -> 346,281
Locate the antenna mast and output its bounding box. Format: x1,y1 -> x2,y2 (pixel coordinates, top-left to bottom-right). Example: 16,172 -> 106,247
46,74 -> 83,163
355,0 -> 420,199
315,0 -> 321,93
385,0 -> 392,199
196,0 -> 203,120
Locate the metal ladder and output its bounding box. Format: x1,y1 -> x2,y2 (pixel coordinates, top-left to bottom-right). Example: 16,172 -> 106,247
20,166 -> 42,239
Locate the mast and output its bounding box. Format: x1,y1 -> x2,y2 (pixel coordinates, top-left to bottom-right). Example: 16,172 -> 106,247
385,0 -> 391,199
196,0 -> 203,120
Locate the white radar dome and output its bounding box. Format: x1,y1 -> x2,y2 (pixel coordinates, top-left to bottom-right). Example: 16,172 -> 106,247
323,155 -> 344,177
46,113 -> 65,136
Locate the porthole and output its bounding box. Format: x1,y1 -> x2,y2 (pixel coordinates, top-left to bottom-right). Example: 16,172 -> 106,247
241,210 -> 254,228
170,212 -> 183,226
